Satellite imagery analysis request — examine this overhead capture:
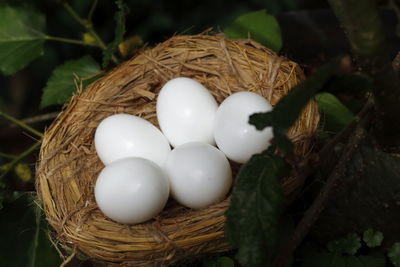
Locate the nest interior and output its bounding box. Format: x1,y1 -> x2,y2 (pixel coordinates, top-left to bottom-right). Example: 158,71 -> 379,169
36,34 -> 319,266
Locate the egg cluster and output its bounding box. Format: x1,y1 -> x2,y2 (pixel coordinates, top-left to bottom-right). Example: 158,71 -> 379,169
94,77 -> 274,224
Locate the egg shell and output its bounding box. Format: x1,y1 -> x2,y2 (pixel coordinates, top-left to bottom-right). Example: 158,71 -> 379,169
94,114 -> 171,166
214,91 -> 274,163
156,77 -> 218,147
94,157 -> 170,224
164,142 -> 232,209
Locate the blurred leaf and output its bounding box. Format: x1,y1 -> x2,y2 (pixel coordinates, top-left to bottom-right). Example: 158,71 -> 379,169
82,32 -> 97,46
14,163 -> 32,182
316,92 -> 354,132
363,229 -> 384,248
118,35 -> 143,58
302,252 -> 386,267
0,4 -> 46,75
41,55 -> 101,108
203,256 -> 235,267
103,0 -> 128,68
327,233 -> 361,255
0,193 -> 61,266
388,242 -> 400,266
250,58 -> 341,153
225,148 -> 290,267
224,10 -> 282,52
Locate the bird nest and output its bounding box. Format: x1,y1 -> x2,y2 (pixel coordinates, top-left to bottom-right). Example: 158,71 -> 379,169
36,34 -> 319,266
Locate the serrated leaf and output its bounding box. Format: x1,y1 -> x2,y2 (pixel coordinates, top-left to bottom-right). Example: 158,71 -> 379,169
302,252 -> 386,267
41,55 -> 101,107
225,148 -> 290,267
224,10 -> 282,52
249,58 -> 341,153
316,92 -> 354,132
0,4 -> 46,75
363,229 -> 384,248
327,233 -> 361,255
102,0 -> 128,68
388,242 -> 400,266
0,193 -> 61,266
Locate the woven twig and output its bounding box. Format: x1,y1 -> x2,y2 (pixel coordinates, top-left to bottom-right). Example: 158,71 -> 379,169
36,34 -> 319,266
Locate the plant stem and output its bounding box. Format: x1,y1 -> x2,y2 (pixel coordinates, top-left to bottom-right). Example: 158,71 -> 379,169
88,0 -> 98,22
19,112 -> 59,125
0,152 -> 16,160
328,0 -> 400,150
0,111 -> 43,138
273,111 -> 370,267
45,36 -> 97,47
0,141 -> 41,181
62,2 -> 107,49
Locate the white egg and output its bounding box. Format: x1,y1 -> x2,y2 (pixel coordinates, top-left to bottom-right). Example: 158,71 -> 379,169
95,157 -> 170,224
164,142 -> 232,209
156,77 -> 218,147
94,114 -> 171,166
214,91 -> 274,163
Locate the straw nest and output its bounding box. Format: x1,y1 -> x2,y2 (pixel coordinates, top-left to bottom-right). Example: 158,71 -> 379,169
36,34 -> 319,266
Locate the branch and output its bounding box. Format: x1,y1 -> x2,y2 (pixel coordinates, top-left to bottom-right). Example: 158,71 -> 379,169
18,112 -> 59,125
0,141 -> 41,181
295,98 -> 373,180
328,0 -> 400,150
0,111 -> 43,138
62,2 -> 119,64
45,36 -> 97,47
62,2 -> 107,50
273,110 -> 370,267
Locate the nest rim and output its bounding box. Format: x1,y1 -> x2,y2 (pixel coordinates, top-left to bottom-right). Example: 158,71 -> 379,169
36,34 -> 319,266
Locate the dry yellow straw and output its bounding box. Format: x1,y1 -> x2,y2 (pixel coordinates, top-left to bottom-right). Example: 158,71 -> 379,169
36,34 -> 319,266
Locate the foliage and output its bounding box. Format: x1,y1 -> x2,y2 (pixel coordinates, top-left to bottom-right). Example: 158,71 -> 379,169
300,231 -> 387,267
203,256 -> 235,267
14,163 -> 32,182
249,58 -> 340,153
40,55 -> 101,107
388,242 -> 400,267
225,148 -> 290,267
224,10 -> 282,52
327,233 -> 361,255
102,0 -> 128,68
0,193 -> 61,266
0,4 -> 45,75
301,253 -> 386,267
363,229 -> 384,248
315,92 -> 354,132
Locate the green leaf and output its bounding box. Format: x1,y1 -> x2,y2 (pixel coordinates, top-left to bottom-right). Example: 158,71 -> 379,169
327,233 -> 361,255
41,55 -> 101,108
102,0 -> 128,68
224,10 -> 282,52
249,58 -> 341,153
0,193 -> 61,266
225,148 -> 290,267
203,256 -> 235,267
0,4 -> 46,75
363,229 -> 384,248
302,253 -> 386,267
388,242 -> 400,266
315,92 -> 354,132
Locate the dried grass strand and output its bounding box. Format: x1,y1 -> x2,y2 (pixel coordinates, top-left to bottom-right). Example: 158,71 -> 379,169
36,34 -> 319,266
